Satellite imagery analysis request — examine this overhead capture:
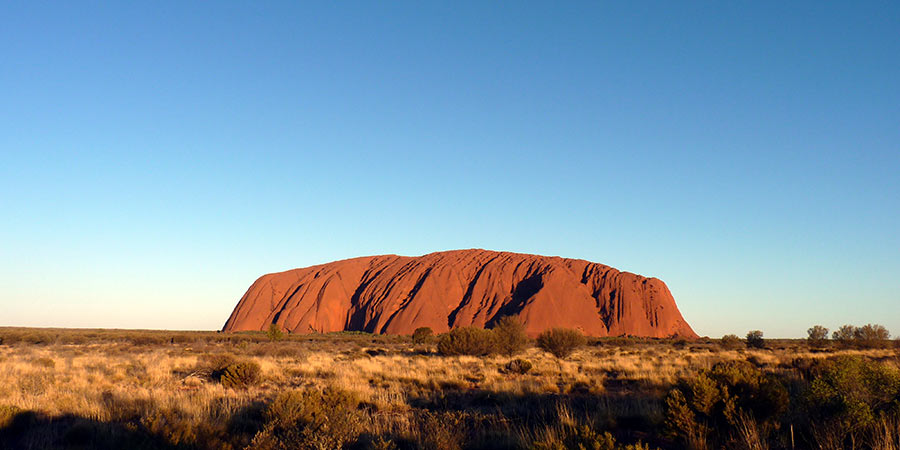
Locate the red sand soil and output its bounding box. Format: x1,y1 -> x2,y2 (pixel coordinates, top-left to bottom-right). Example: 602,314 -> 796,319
222,249 -> 697,338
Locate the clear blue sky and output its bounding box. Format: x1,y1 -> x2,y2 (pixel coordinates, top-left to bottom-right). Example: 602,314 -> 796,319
1,2 -> 897,338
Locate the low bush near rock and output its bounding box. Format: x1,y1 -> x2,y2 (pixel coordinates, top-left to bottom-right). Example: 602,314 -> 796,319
220,361 -> 261,389
719,334 -> 744,350
411,327 -> 433,344
437,327 -> 497,356
665,360 -> 789,449
251,387 -> 361,449
537,328 -> 586,359
492,316 -> 529,357
502,358 -> 533,375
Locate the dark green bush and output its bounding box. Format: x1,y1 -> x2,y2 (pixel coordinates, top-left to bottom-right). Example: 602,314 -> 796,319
720,334 -> 744,350
804,355 -> 900,444
251,387 -> 361,449
830,324 -> 892,349
491,316 -> 529,356
807,325 -> 830,349
220,361 -> 261,389
503,358 -> 533,375
437,327 -> 497,356
537,328 -> 586,359
531,420 -> 658,450
665,360 -> 789,449
266,324 -> 285,342
411,327 -> 433,344
532,425 -> 616,450
199,353 -> 238,380
745,330 -> 765,349
832,325 -> 857,347
853,323 -> 891,349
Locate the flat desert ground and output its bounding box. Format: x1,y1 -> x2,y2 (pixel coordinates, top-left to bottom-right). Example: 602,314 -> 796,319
0,327 -> 898,450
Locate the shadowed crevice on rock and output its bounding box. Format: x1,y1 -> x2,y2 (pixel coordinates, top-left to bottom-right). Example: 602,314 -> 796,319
448,253 -> 503,328
486,272 -> 543,327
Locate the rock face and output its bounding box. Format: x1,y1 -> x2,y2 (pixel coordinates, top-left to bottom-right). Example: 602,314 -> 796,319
222,249 -> 697,338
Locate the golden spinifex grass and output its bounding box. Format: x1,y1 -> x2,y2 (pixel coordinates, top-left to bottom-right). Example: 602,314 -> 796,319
0,328 -> 898,449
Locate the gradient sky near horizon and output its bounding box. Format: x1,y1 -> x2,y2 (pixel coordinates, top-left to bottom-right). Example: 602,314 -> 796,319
1,2 -> 898,338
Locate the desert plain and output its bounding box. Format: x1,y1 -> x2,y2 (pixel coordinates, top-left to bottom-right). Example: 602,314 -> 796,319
1,326 -> 898,450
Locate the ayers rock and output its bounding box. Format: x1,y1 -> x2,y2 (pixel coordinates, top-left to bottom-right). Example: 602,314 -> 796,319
223,249 -> 697,338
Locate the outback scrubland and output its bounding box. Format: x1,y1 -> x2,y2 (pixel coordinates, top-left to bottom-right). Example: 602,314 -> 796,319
0,325 -> 899,450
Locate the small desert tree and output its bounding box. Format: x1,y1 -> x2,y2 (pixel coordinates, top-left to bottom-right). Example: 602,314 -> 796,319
411,327 -> 433,344
807,325 -> 830,349
492,316 -> 529,356
832,325 -> 857,347
720,334 -> 744,350
537,328 -> 586,359
854,323 -> 890,349
267,323 -> 285,342
745,330 -> 765,349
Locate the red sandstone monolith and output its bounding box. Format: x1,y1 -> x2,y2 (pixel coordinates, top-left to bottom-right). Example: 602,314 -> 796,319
222,249 -> 697,338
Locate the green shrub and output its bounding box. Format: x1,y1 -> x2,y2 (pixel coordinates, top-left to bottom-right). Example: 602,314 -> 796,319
720,334 -> 744,350
491,316 -> 528,356
853,323 -> 891,349
531,419 -> 658,450
532,426 -> 617,450
437,327 -> 497,356
220,361 -> 261,389
832,325 -> 857,347
251,387 -> 361,450
745,330 -> 765,349
412,327 -> 433,344
807,325 -> 830,349
503,358 -> 533,375
537,328 -> 586,359
805,356 -> 900,439
665,360 -> 789,449
266,323 -> 285,342
830,324 -> 892,349
199,353 -> 238,380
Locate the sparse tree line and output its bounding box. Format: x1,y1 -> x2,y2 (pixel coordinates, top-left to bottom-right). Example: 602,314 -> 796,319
268,319 -> 897,357
817,323 -> 892,348
716,323 -> 894,351
410,316 -> 588,360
